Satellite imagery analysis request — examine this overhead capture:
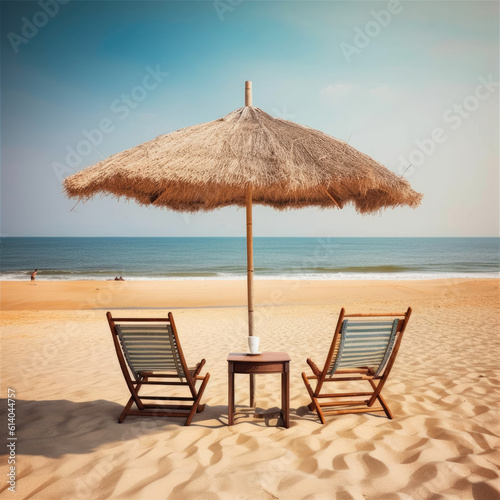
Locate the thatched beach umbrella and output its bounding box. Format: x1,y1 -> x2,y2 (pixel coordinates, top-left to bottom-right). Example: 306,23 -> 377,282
64,81 -> 422,405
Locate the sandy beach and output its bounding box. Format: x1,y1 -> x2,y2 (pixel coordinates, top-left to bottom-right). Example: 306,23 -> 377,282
1,278 -> 499,499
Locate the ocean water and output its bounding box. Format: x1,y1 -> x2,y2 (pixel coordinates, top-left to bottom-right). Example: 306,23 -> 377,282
0,237 -> 498,281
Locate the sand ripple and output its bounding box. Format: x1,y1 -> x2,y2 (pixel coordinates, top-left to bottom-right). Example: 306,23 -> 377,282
1,283 -> 499,499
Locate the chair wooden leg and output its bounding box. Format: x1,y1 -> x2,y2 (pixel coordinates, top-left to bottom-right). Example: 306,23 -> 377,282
368,379 -> 393,419
185,374 -> 210,426
302,372 -> 326,424
119,396 -> 135,423
315,403 -> 326,424
376,393 -> 393,419
119,380 -> 146,422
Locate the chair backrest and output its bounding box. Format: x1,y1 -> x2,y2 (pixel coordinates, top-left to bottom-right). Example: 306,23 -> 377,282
327,318 -> 399,376
115,322 -> 185,381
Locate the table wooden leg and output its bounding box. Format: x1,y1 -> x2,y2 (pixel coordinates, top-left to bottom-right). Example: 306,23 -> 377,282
249,373 -> 255,408
228,365 -> 234,426
282,364 -> 290,428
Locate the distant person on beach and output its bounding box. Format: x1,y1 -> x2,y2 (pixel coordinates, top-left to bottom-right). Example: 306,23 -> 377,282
118,276 -> 125,281
31,269 -> 37,284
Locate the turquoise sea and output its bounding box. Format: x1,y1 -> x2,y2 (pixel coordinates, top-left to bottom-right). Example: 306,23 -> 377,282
0,237 -> 498,281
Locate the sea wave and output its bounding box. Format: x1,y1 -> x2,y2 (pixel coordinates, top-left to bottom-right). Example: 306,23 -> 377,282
1,271 -> 498,281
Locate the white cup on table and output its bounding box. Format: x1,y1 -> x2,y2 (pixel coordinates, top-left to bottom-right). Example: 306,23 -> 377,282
248,336 -> 260,354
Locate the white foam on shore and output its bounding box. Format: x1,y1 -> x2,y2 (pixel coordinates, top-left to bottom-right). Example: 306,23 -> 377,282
1,271 -> 499,281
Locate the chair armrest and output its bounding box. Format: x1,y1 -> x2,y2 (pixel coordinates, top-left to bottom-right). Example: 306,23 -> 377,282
191,358 -> 206,379
307,358 -> 322,377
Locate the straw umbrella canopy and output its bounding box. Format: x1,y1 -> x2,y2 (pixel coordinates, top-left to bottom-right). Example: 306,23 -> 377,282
64,81 -> 422,402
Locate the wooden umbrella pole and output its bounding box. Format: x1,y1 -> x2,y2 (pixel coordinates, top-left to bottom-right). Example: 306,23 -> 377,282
246,184 -> 254,337
245,81 -> 256,407
245,81 -> 255,339
246,183 -> 256,408
245,81 -> 253,107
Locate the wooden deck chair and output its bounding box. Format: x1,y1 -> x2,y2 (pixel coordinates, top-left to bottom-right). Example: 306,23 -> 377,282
302,307 -> 412,423
107,312 -> 210,425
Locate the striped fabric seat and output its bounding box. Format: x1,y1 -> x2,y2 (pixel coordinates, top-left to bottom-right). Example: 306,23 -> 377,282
108,312 -> 210,425
328,319 -> 399,377
116,324 -> 185,380
302,307 -> 411,423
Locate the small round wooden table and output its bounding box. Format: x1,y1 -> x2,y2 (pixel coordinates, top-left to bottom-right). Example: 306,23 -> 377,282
227,352 -> 291,428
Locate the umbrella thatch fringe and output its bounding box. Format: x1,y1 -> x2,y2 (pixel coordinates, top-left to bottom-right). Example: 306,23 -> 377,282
64,107 -> 422,214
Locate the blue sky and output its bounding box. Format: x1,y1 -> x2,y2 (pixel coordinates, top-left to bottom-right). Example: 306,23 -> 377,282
1,0 -> 498,236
